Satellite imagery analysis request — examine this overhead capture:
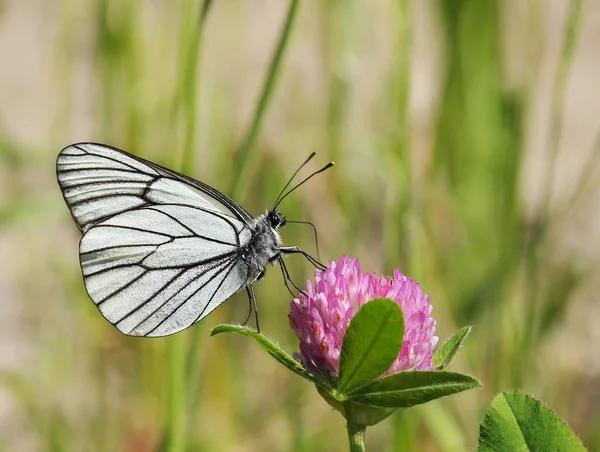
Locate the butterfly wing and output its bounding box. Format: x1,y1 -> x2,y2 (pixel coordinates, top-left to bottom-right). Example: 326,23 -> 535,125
80,204 -> 250,337
57,142 -> 254,232
57,143 -> 254,336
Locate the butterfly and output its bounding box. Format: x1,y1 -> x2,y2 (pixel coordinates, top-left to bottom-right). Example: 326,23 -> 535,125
56,143 -> 332,337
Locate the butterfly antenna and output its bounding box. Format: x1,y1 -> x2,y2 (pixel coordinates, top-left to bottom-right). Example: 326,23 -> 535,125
273,162 -> 334,210
286,219 -> 321,260
273,152 -> 317,209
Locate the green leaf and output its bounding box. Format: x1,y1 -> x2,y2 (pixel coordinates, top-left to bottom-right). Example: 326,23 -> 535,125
337,298 -> 405,394
432,325 -> 472,370
211,324 -> 323,386
346,371 -> 481,408
478,390 -> 586,451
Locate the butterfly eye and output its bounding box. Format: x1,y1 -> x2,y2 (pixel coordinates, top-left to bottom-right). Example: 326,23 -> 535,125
266,210 -> 281,228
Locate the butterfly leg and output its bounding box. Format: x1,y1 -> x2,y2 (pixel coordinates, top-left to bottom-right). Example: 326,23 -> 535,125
243,270 -> 265,331
279,246 -> 326,270
277,255 -> 307,297
250,270 -> 266,285
242,286 -> 254,326
248,283 -> 260,333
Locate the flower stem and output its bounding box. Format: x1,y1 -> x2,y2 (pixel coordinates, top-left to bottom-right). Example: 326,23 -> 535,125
347,422 -> 367,452
227,0 -> 300,201
165,334 -> 186,452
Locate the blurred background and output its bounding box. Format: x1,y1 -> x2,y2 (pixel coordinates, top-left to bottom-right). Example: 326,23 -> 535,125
1,0 -> 599,450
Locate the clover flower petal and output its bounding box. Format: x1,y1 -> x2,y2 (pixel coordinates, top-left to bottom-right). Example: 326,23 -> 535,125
289,256 -> 439,377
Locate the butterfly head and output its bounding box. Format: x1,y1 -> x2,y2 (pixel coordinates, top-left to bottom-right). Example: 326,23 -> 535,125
267,209 -> 287,230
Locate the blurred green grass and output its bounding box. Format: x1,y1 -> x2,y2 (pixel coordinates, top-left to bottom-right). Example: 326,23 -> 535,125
1,0 -> 599,451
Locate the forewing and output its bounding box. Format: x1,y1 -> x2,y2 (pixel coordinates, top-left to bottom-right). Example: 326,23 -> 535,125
80,205 -> 251,336
57,142 -> 253,232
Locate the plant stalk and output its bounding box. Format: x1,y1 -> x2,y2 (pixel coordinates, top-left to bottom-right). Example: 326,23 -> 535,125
166,3 -> 214,451
228,0 -> 300,200
347,423 -> 367,452
183,0 -> 214,390
165,334 -> 186,452
521,0 -> 583,381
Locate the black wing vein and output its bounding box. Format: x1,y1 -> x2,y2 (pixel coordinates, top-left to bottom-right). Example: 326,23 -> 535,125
142,259 -> 237,337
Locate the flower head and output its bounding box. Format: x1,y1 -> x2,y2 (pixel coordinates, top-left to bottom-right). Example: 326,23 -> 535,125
289,255 -> 438,377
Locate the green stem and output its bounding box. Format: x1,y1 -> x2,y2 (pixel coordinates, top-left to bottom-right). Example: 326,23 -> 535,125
181,0 -> 214,173
553,132 -> 600,231
200,0 -> 213,23
540,0 -> 582,219
166,3 -> 214,450
347,423 -> 367,452
166,334 -> 186,452
521,0 -> 583,379
395,0 -> 412,274
227,0 -> 300,200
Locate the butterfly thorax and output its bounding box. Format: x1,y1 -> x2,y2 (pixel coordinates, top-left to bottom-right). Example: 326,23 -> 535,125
242,212 -> 283,276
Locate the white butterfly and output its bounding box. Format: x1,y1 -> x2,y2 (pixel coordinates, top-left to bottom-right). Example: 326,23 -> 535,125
57,143 -> 331,337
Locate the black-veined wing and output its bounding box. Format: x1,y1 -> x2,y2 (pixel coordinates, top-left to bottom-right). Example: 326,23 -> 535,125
80,204 -> 250,336
56,142 -> 253,232
57,143 -> 254,336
